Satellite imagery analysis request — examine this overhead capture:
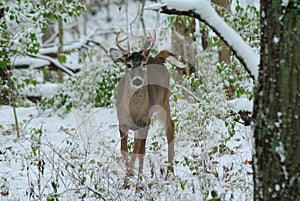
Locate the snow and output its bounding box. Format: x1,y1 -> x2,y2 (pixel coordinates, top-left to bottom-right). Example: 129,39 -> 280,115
30,54 -> 76,76
275,142 -> 286,163
23,83 -> 59,98
275,184 -> 280,191
281,0 -> 289,7
39,38 -> 91,55
0,106 -> 253,200
228,98 -> 253,112
273,36 -> 280,43
13,57 -> 50,69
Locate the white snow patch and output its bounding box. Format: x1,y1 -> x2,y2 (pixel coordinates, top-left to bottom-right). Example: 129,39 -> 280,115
13,56 -> 50,69
275,142 -> 286,163
273,36 -> 280,43
23,83 -> 59,98
228,98 -> 253,112
282,0 -> 289,7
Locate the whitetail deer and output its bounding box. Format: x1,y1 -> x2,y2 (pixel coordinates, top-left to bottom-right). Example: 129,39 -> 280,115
109,32 -> 174,175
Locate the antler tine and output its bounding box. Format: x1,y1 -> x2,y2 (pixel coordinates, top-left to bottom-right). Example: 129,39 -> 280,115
146,31 -> 156,43
143,31 -> 156,54
116,33 -> 130,54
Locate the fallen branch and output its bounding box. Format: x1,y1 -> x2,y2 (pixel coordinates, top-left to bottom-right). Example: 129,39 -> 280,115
175,84 -> 201,103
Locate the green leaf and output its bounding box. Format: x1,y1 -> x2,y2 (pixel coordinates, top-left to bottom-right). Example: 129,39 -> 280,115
58,55 -> 67,63
81,176 -> 86,185
211,190 -> 218,198
24,78 -> 30,85
51,181 -> 58,193
31,145 -> 37,156
213,146 -> 218,153
66,102 -> 72,112
32,80 -> 37,86
180,181 -> 185,190
235,5 -> 241,13
0,59 -> 10,68
0,50 -> 5,57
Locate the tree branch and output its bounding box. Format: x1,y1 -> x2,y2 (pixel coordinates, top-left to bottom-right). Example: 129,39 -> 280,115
148,3 -> 259,80
161,6 -> 255,79
27,54 -> 76,76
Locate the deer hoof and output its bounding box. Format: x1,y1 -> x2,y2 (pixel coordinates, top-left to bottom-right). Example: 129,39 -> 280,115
126,168 -> 135,176
120,176 -> 130,190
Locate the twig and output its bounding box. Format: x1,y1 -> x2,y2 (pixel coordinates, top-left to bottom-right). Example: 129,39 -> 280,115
87,39 -> 108,53
140,0 -> 146,36
6,65 -> 20,138
129,1 -> 141,32
175,84 -> 201,103
86,187 -> 107,201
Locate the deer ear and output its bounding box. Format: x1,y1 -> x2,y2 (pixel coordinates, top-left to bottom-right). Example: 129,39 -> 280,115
109,48 -> 126,62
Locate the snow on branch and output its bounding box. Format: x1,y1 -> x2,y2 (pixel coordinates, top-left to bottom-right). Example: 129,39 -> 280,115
13,31 -> 107,75
27,54 -> 76,76
13,57 -> 51,69
146,0 -> 259,80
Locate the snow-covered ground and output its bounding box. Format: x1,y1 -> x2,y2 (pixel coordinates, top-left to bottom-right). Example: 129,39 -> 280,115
0,105 -> 253,200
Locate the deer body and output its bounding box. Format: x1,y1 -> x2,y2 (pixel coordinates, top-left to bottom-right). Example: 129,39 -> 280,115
110,32 -> 174,175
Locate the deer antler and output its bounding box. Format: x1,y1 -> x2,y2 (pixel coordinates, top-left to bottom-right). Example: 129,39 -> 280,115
142,31 -> 156,56
116,33 -> 130,54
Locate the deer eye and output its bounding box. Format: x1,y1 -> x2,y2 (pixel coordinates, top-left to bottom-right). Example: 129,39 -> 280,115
127,63 -> 132,68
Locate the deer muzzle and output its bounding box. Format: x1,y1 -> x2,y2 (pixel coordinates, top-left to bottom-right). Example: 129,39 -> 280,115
132,77 -> 143,88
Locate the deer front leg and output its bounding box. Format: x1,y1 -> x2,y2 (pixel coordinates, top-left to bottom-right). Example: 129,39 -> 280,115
137,138 -> 147,175
129,127 -> 149,175
119,127 -> 129,169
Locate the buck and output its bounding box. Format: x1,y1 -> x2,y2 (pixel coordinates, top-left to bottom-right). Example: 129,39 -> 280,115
109,32 -> 174,175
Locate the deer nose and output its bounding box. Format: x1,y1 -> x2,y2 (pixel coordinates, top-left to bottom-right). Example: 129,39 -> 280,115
132,78 -> 143,87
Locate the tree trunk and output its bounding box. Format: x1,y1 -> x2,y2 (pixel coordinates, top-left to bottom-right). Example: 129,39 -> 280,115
0,6 -> 10,105
171,16 -> 197,72
212,0 -> 231,65
57,18 -> 63,83
214,0 -> 233,99
253,1 -> 300,200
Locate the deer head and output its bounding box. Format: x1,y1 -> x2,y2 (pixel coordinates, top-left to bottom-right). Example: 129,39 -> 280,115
109,31 -> 156,88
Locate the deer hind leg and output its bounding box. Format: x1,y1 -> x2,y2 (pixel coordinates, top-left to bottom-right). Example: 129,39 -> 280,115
155,104 -> 175,173
166,114 -> 175,173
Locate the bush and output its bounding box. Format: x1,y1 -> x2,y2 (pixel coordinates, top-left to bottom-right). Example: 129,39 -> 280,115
41,52 -> 124,116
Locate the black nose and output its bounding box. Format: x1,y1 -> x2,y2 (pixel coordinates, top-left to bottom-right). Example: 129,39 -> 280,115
132,78 -> 143,87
